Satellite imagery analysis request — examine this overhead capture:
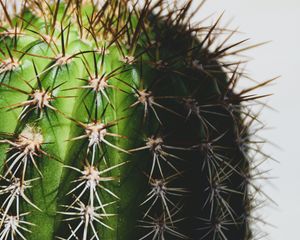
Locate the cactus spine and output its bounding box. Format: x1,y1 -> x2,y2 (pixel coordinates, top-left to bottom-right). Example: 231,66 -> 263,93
0,0 -> 273,239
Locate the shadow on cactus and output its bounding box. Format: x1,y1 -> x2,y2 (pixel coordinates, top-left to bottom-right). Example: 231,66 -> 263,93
0,0 -> 275,239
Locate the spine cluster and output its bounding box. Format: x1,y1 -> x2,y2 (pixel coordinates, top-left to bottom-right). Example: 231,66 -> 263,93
133,135 -> 189,239
0,126 -> 43,238
0,0 -> 274,240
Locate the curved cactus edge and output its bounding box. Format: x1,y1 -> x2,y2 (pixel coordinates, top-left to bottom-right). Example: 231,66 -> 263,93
0,0 -> 276,240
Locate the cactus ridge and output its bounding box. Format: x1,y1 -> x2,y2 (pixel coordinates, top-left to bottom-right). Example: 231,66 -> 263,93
0,0 -> 274,240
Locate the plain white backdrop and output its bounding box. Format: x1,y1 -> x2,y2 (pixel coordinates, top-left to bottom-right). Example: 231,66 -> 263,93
185,1 -> 300,239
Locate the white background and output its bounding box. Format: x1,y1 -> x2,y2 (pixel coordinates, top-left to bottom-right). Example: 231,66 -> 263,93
186,1 -> 300,239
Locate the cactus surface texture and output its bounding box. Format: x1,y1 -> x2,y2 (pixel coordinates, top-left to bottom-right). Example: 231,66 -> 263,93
0,0 -> 273,239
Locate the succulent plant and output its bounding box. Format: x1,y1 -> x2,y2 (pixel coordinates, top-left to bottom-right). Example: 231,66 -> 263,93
0,0 -> 274,239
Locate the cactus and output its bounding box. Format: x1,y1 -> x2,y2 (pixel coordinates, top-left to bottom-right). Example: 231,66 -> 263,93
0,0 -> 273,239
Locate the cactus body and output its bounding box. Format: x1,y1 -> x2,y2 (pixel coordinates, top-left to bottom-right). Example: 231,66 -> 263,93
0,1 -> 272,239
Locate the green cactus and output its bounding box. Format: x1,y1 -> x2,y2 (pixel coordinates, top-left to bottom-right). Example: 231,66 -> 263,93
0,0 -> 273,239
